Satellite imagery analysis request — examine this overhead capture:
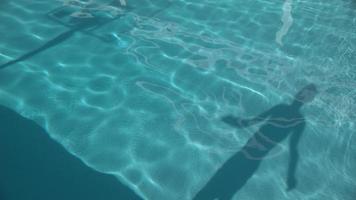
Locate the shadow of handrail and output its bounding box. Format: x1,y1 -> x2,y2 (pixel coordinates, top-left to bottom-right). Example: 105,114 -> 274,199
0,0 -> 174,70
0,7 -> 122,70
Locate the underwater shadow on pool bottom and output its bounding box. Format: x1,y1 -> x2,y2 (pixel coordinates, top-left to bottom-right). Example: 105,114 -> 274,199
0,105 -> 142,200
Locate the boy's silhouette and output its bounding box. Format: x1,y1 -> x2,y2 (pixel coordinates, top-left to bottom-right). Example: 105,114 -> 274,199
194,84 -> 318,200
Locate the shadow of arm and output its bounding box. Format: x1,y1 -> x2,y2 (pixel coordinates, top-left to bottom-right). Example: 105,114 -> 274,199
221,106 -> 274,128
286,122 -> 305,191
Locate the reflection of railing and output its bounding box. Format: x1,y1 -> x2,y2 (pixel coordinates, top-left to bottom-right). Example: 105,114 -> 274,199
119,0 -> 127,6
275,0 -> 293,46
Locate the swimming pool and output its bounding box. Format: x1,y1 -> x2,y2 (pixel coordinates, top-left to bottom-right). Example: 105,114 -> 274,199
0,0 -> 355,199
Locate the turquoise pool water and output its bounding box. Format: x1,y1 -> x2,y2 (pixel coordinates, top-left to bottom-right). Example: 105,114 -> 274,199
0,0 -> 355,199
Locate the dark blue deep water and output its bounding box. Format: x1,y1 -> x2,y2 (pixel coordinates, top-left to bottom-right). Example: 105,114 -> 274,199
0,105 -> 142,200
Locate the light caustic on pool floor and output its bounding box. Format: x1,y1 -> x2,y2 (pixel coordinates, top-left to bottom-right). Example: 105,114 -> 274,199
0,0 -> 355,200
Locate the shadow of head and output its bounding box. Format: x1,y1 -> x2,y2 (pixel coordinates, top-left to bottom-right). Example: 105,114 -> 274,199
292,83 -> 318,106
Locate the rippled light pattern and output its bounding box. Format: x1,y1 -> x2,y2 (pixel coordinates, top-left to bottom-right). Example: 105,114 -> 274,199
0,0 -> 355,200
